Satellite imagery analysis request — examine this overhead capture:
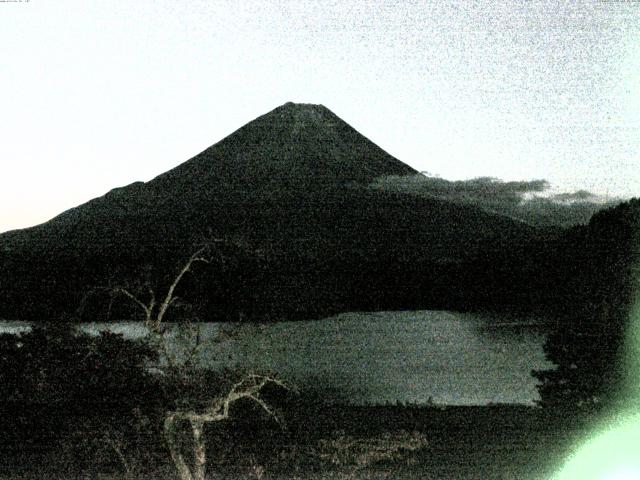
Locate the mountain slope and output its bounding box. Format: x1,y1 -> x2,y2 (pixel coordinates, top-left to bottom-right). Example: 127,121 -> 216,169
0,102 -> 536,321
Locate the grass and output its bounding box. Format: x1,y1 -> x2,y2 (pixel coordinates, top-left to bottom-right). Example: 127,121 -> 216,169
0,404 -> 594,480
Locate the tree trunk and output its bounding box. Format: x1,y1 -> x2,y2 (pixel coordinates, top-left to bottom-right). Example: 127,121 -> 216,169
191,419 -> 207,480
162,375 -> 286,480
164,414 -> 195,480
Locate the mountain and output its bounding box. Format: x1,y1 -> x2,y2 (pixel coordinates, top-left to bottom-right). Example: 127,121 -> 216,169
0,102 -> 537,322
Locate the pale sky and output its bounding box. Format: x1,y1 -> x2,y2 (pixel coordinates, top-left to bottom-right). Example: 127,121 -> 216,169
1,0 -> 639,233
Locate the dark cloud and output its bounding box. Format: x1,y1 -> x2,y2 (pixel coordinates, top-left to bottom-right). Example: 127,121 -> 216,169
370,174 -> 623,228
549,190 -> 601,203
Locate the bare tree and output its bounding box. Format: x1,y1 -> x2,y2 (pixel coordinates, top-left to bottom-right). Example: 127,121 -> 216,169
164,374 -> 288,480
99,241 -> 289,480
112,244 -> 213,332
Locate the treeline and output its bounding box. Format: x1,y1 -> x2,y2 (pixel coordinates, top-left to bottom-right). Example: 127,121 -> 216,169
0,184 -> 535,323
1,199 -> 636,328
531,199 -> 640,411
443,198 -> 640,412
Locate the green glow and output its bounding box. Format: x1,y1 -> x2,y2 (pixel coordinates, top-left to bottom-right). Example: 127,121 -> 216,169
554,412 -> 640,479
622,296 -> 640,405
555,293 -> 640,479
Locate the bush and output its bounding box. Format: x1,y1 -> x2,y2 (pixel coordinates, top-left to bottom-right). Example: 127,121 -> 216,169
313,429 -> 428,474
0,324 -> 161,457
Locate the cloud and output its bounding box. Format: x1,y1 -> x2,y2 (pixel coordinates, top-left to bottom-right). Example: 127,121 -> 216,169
549,190 -> 602,203
370,174 -> 623,227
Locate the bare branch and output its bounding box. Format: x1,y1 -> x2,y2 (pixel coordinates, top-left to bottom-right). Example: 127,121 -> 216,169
103,433 -> 132,478
167,374 -> 288,427
156,246 -> 211,325
147,286 -> 156,314
114,287 -> 153,322
89,239 -> 276,480
246,394 -> 281,423
247,373 -> 289,390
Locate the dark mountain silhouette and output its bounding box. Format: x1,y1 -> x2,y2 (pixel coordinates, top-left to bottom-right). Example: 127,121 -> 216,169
449,198 -> 639,315
0,102 -> 538,321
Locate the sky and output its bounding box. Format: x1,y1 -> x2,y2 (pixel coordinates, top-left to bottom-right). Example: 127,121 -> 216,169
1,0 -> 639,233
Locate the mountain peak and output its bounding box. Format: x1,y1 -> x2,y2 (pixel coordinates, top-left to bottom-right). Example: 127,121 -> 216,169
268,101 -> 336,127
0,102 -> 536,322
280,101 -> 325,109
153,102 -> 417,188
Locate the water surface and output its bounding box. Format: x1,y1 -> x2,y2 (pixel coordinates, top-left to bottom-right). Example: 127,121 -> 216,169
1,310 -> 552,405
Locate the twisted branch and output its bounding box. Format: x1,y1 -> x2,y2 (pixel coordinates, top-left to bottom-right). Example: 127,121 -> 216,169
164,374 -> 289,480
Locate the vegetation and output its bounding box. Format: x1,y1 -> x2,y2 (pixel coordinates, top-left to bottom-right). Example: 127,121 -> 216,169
1,103 -> 638,477
0,242 -> 287,479
0,324 -> 163,474
0,103 -> 537,323
533,199 -> 640,413
0,325 -> 441,479
0,394 -> 589,480
96,243 -> 295,480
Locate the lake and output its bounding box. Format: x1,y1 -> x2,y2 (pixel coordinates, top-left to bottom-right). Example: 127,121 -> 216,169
1,310 -> 552,406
